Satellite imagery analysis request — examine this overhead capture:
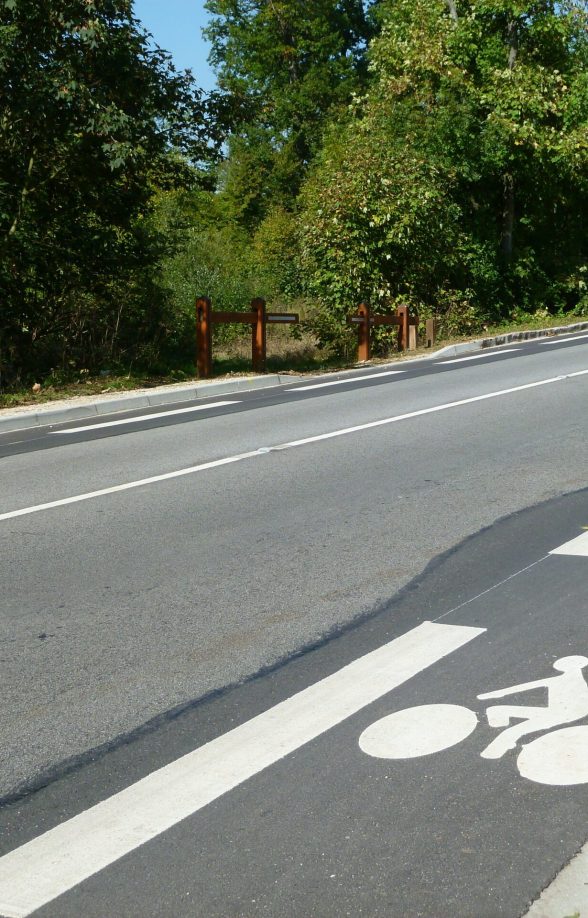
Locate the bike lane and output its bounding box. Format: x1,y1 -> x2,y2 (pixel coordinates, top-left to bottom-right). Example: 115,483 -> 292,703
1,489 -> 587,918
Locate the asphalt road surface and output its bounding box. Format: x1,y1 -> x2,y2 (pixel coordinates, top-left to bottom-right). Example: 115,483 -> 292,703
1,331 -> 587,916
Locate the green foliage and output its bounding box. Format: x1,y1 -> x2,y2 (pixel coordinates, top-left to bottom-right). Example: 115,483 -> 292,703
250,207 -> 300,300
2,0 -> 587,382
0,0 -> 214,384
295,0 -> 588,343
205,0 -> 376,226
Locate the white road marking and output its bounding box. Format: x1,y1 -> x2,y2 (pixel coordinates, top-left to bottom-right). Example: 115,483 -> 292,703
289,370 -> 404,390
479,656 -> 588,760
359,704 -> 478,759
523,834 -> 588,917
1,368 -> 588,523
539,332 -> 588,345
550,529 -> 588,557
0,621 -> 484,918
50,401 -> 240,433
275,369 -> 588,450
518,725 -> 588,786
0,449 -> 263,522
439,348 -> 520,364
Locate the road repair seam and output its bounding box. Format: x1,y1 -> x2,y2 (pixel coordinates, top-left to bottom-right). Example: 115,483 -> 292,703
1,368 -> 587,523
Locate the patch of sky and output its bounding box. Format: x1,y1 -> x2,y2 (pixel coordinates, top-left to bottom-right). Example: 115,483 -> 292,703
132,0 -> 216,92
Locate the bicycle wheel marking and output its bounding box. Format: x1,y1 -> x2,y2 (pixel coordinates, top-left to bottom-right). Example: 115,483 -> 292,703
359,704 -> 478,759
518,726 -> 588,786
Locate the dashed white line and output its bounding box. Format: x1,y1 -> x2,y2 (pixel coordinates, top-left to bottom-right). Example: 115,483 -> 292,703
289,370 -> 404,391
2,369 -> 588,523
51,401 -> 240,434
0,621 -> 485,918
539,333 -> 588,345
439,349 -> 520,364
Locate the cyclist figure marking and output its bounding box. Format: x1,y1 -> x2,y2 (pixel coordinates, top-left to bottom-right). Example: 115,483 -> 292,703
478,656 -> 588,759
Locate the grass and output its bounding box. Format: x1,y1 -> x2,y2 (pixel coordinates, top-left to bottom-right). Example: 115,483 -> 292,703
0,372 -> 180,410
483,311 -> 587,336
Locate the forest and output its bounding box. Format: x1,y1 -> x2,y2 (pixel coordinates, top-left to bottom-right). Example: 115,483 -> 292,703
1,0 -> 587,388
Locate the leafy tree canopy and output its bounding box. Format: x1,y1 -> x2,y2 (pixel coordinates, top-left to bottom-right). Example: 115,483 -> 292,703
204,0 -> 378,225
297,0 -> 588,343
0,0 -> 216,382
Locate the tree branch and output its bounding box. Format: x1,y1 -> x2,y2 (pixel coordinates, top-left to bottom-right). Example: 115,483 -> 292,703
7,154 -> 34,239
446,0 -> 459,23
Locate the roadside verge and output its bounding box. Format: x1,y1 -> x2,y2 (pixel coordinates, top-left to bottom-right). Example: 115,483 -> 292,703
0,374 -> 298,434
1,319 -> 587,434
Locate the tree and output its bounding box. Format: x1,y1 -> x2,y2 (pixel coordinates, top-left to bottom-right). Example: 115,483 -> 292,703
297,0 -> 588,340
204,0 -> 376,226
0,0 -> 214,383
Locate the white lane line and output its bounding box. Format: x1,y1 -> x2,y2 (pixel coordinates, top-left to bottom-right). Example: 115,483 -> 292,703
0,450 -> 262,522
523,838 -> 588,917
539,333 -> 588,345
550,529 -> 588,557
275,369 -> 588,450
0,621 -> 484,918
439,348 -> 520,364
290,370 -> 404,391
50,401 -> 240,434
2,368 -> 588,523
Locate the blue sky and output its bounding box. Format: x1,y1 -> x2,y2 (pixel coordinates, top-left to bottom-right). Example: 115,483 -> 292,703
132,0 -> 216,91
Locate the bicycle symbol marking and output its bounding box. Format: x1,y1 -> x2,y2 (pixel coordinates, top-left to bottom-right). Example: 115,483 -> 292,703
359,656 -> 588,786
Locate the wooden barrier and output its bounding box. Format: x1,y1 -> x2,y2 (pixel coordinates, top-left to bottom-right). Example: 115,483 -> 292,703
348,303 -> 419,362
196,297 -> 299,378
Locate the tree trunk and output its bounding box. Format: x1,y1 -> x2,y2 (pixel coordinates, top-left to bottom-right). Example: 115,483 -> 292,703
501,17 -> 518,262
501,173 -> 515,260
446,0 -> 459,23
7,155 -> 34,239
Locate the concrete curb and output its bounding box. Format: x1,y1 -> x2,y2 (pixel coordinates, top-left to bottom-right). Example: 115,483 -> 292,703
0,373 -> 298,434
430,321 -> 588,359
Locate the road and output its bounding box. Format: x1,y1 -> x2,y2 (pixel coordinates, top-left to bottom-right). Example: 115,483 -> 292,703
0,331 -> 587,916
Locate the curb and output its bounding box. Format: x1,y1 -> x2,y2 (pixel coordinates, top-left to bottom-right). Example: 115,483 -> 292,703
430,321 -> 588,359
0,373 -> 298,435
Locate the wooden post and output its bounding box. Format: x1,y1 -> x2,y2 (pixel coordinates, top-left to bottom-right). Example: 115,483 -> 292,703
196,297 -> 212,378
357,302 -> 371,362
409,323 -> 417,351
397,305 -> 409,352
425,318 -> 436,348
251,297 -> 266,373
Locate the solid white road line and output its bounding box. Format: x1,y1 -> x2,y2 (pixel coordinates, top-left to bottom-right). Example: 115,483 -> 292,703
439,348 -> 520,364
0,450 -> 263,522
1,368 -> 588,523
290,370 -> 404,391
550,529 -> 588,557
50,401 -> 240,433
539,333 -> 588,345
0,621 -> 484,918
274,369 -> 588,450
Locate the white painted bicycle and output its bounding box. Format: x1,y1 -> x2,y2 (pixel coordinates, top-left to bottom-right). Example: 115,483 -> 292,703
359,656 -> 588,786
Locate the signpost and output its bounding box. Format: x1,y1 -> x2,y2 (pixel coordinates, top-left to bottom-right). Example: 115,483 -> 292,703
196,297 -> 299,378
348,303 -> 419,362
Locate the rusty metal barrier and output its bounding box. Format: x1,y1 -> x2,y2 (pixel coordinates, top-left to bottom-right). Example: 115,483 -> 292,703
196,297 -> 299,378
348,303 -> 419,362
